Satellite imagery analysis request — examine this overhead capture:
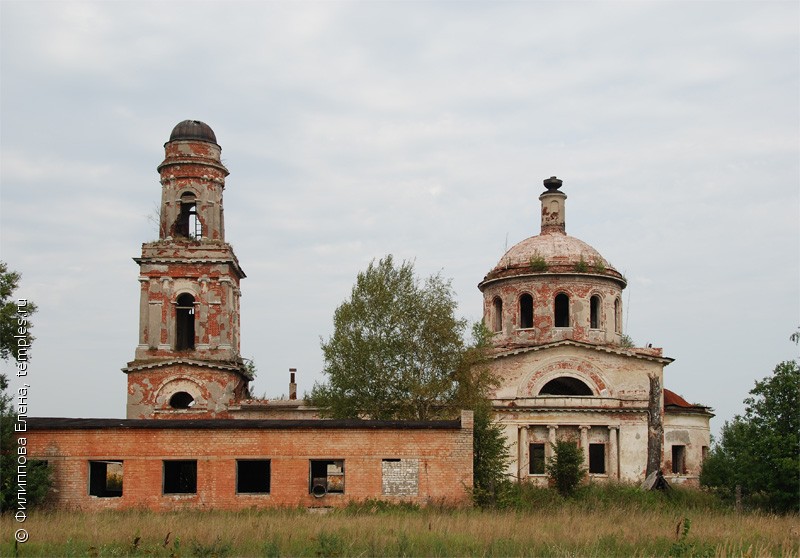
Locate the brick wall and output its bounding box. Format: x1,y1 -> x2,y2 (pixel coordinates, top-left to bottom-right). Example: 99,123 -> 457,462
22,413 -> 473,511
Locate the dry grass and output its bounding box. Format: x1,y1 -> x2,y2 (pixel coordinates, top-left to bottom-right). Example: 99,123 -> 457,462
2,504 -> 798,557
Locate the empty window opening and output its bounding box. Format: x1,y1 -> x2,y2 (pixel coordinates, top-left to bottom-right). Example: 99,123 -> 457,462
175,293 -> 195,350
309,460 -> 344,496
492,297 -> 503,332
89,460 -> 123,498
237,460 -> 270,494
519,294 -> 533,329
169,391 -> 195,409
671,445 -> 686,474
614,298 -> 622,333
163,460 -> 197,494
529,443 -> 546,475
539,377 -> 593,396
554,293 -> 570,327
589,444 -> 606,474
174,193 -> 202,239
382,458 -> 419,496
701,446 -> 709,462
590,295 -> 601,329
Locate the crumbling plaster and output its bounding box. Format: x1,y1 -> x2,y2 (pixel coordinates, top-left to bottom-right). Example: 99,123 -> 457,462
664,411 -> 711,484
126,366 -> 245,419
489,344 -> 663,402
482,275 -> 624,346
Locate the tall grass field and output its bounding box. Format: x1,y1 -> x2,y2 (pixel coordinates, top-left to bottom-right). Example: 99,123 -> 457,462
3,486 -> 798,557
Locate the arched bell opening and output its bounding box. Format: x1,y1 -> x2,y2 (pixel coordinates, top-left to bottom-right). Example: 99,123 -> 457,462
175,293 -> 196,350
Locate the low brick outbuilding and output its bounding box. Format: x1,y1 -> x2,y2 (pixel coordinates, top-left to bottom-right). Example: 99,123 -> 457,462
22,412 -> 473,511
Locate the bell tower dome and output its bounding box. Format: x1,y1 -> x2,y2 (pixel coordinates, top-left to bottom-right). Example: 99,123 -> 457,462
478,176 -> 627,349
123,121 -> 249,419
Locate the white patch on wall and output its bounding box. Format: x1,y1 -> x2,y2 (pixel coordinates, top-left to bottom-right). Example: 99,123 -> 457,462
381,458 -> 419,496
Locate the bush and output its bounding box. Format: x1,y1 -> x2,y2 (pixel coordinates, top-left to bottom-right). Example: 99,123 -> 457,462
529,253 -> 549,272
546,440 -> 585,497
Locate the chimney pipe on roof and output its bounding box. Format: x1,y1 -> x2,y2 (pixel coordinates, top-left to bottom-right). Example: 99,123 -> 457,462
289,368 -> 297,400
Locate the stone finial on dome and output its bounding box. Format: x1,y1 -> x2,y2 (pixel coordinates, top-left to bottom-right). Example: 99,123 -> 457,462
539,175 -> 567,235
543,176 -> 563,191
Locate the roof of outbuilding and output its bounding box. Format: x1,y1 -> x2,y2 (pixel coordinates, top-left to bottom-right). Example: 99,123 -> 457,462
23,417 -> 462,431
664,389 -> 693,408
664,388 -> 713,415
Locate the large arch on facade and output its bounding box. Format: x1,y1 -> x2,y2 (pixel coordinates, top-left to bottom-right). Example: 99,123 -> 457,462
516,355 -> 611,398
538,376 -> 593,395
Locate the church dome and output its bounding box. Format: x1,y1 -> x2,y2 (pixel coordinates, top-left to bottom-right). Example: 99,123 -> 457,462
479,176 -> 627,350
169,120 -> 218,144
495,234 -> 612,272
481,177 -> 625,287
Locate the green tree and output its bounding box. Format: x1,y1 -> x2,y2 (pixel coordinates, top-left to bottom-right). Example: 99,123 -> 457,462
0,262 -> 36,361
546,440 -> 585,497
310,255 -> 467,421
700,360 -> 799,513
454,323 -> 510,507
0,262 -> 50,511
470,403 -> 511,507
309,256 -> 510,505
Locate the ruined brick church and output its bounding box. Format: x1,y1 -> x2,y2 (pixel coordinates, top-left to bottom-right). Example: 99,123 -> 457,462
478,177 -> 711,485
22,121 -> 710,510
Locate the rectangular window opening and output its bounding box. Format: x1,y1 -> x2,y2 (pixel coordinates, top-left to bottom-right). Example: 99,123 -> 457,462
529,443 -> 546,475
589,443 -> 606,474
309,459 -> 344,495
236,460 -> 270,494
89,460 -> 123,498
672,445 -> 686,474
163,460 -> 197,494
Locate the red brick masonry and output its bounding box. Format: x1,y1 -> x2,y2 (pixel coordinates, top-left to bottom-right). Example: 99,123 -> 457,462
21,412 -> 473,511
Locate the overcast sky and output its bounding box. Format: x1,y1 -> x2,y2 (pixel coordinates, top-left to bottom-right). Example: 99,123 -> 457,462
1,1 -> 797,434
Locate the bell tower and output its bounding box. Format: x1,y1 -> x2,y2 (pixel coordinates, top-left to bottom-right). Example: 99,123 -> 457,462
123,120 -> 250,419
